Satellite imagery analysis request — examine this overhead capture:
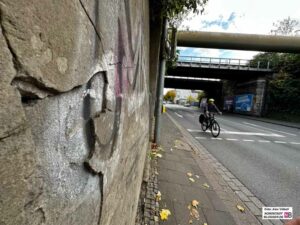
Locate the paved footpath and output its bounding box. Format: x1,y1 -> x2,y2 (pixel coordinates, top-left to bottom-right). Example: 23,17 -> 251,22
157,113 -> 278,225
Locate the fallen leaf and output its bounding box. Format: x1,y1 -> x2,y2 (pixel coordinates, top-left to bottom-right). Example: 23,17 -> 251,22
189,178 -> 195,182
155,171 -> 159,175
158,146 -> 164,152
154,216 -> 159,222
156,153 -> 163,158
191,200 -> 199,208
189,219 -> 193,224
236,204 -> 245,212
202,183 -> 210,189
195,175 -> 200,179
187,172 -> 193,177
160,209 -> 171,220
156,191 -> 162,201
191,208 -> 200,219
203,223 -> 208,225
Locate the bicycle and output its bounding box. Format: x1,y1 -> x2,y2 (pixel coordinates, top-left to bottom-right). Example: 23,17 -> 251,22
199,113 -> 221,137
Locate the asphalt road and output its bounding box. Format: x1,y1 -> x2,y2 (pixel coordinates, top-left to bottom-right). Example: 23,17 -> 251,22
166,104 -> 300,217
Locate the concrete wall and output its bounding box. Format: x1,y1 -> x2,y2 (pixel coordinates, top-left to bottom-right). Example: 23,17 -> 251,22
222,78 -> 268,116
235,79 -> 267,116
0,0 -> 155,224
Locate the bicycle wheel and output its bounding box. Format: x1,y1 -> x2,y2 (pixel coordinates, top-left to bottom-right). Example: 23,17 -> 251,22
210,121 -> 220,137
201,121 -> 208,131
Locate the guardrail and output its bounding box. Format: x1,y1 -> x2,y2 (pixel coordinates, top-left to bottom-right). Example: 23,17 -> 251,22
178,56 -> 271,70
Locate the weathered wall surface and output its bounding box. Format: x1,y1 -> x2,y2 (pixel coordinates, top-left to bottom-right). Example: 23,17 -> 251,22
0,0 -> 152,224
235,78 -> 267,116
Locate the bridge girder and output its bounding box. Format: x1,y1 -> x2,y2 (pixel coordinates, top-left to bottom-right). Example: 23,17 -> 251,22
167,66 -> 272,81
164,77 -> 222,90
177,31 -> 300,53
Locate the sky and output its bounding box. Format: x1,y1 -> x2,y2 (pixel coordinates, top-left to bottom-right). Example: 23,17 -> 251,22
178,0 -> 300,60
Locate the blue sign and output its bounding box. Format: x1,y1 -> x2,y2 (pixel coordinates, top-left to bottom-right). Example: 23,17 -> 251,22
234,94 -> 254,112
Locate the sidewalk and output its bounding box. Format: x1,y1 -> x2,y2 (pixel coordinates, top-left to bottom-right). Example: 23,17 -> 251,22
157,113 -> 267,225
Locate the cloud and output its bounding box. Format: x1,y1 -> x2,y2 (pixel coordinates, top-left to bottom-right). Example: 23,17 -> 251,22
178,47 -> 259,60
178,0 -> 300,59
201,13 -> 236,30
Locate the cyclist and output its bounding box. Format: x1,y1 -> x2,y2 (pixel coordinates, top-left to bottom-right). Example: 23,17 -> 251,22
204,98 -> 222,120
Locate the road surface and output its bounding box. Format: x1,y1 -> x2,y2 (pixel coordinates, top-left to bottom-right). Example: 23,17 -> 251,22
166,104 -> 300,217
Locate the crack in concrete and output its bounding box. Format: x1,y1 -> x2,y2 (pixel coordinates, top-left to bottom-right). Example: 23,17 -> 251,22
11,77 -> 60,100
0,123 -> 27,141
97,173 -> 104,225
78,0 -> 105,55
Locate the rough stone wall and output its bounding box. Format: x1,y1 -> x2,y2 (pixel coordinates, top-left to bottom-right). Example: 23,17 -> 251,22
0,0 -> 151,224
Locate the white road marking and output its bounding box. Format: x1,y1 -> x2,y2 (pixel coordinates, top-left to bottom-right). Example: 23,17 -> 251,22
258,140 -> 270,143
187,129 -> 284,137
274,141 -> 287,144
195,136 -> 299,146
211,137 -> 223,140
175,112 -> 183,118
195,137 -> 207,140
226,138 -> 238,141
221,127 -> 229,132
243,122 -> 297,136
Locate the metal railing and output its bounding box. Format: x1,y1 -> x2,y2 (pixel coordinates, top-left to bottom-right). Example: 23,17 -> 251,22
177,56 -> 272,70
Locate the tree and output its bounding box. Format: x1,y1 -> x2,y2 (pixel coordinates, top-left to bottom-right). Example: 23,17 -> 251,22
196,91 -> 206,101
161,0 -> 208,28
248,18 -> 300,121
270,17 -> 299,36
164,90 -> 176,102
187,95 -> 196,104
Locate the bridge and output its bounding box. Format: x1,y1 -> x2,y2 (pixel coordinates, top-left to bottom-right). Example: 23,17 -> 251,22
155,29 -> 300,142
165,55 -> 276,117
177,56 -> 271,71
167,56 -> 273,81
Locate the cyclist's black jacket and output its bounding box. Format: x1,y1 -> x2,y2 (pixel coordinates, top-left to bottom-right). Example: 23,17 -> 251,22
204,103 -> 220,113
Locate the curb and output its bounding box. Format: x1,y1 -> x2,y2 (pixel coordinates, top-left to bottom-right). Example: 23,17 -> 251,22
225,113 -> 300,130
166,112 -> 285,225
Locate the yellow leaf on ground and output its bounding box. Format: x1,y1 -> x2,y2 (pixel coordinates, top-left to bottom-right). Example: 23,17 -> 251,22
187,172 -> 193,177
189,219 -> 193,224
191,200 -> 199,208
189,178 -> 195,182
156,191 -> 162,201
236,204 -> 245,212
203,223 -> 208,225
191,208 -> 200,219
156,153 -> 162,158
160,209 -> 171,220
202,183 -> 210,189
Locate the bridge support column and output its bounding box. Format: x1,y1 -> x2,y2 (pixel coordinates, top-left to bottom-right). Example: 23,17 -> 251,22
234,78 -> 268,116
